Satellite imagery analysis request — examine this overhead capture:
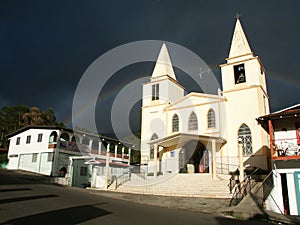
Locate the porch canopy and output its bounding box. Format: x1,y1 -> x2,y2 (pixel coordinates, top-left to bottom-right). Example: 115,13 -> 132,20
147,133 -> 226,180
148,133 -> 225,151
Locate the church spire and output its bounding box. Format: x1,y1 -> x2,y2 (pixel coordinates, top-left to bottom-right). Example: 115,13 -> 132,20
151,43 -> 177,80
228,18 -> 253,58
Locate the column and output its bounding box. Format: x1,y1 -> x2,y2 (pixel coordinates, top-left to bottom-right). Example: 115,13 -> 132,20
105,143 -> 110,189
98,141 -> 102,155
114,144 -> 118,158
128,148 -> 131,165
268,119 -> 274,158
121,146 -> 125,160
212,139 -> 217,180
238,141 -> 244,183
154,144 -> 158,178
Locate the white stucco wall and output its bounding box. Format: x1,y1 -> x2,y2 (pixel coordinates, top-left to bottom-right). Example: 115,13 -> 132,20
266,169 -> 300,216
165,93 -> 224,138
7,129 -> 59,172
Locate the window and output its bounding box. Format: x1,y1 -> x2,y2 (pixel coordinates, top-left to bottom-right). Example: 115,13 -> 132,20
26,135 -> 31,144
170,151 -> 175,157
47,152 -> 54,162
32,153 -> 38,162
188,112 -> 198,130
49,131 -> 57,143
80,166 -> 88,176
207,108 -> 216,128
172,114 -> 179,132
150,133 -> 158,160
37,133 -> 43,142
152,84 -> 159,101
82,137 -> 90,145
60,133 -> 70,142
16,137 -> 20,145
178,149 -> 185,170
234,63 -> 246,84
263,96 -> 267,114
238,124 -> 252,156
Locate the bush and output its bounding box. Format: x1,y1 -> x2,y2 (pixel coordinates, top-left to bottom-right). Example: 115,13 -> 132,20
0,154 -> 8,164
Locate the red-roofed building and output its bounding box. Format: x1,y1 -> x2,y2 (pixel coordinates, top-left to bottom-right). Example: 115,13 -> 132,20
257,104 -> 300,216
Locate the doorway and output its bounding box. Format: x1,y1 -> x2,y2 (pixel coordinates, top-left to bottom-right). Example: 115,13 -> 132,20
179,140 -> 209,173
280,173 -> 290,215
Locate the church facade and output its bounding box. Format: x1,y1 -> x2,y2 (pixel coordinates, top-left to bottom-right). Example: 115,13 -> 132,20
140,19 -> 270,179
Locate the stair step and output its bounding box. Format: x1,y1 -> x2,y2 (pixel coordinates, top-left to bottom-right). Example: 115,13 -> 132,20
111,173 -> 232,198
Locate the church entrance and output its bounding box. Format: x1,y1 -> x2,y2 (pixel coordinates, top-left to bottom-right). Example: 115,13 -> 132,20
179,140 -> 209,173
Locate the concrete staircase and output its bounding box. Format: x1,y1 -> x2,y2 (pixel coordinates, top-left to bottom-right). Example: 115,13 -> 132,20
112,173 -> 232,198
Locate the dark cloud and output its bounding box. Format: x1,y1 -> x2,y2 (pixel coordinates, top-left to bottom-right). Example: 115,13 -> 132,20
1,0 -> 299,135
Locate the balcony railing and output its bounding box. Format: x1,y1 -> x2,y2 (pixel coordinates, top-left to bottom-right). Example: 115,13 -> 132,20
49,141 -> 129,160
272,139 -> 300,160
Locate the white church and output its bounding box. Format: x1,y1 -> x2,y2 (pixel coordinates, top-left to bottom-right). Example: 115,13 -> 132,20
140,18 -> 270,180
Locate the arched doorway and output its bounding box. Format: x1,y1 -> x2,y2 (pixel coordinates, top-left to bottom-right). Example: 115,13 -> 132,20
179,140 -> 209,173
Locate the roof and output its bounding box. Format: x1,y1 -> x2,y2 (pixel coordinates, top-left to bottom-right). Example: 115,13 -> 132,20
0,148 -> 8,152
151,43 -> 177,80
257,104 -> 300,131
228,18 -> 253,58
6,125 -> 134,147
6,125 -> 72,138
83,158 -> 129,167
148,132 -> 226,149
258,104 -> 300,121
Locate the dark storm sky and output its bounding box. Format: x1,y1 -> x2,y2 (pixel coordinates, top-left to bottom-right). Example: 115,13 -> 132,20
1,0 -> 300,135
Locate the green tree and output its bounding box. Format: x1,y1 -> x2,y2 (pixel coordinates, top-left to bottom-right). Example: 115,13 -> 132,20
41,108 -> 57,126
0,105 -> 65,148
22,107 -> 44,126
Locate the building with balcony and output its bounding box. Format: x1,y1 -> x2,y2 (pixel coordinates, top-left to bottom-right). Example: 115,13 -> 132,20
6,126 -> 132,187
257,104 -> 300,215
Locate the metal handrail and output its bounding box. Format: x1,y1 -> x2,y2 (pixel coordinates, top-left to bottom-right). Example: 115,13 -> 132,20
229,167 -> 260,206
107,172 -> 130,189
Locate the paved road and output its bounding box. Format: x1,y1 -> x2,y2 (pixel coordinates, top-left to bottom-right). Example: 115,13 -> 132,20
0,170 -> 270,225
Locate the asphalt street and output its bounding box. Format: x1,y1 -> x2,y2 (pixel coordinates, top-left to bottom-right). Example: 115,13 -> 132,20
0,170 -> 272,225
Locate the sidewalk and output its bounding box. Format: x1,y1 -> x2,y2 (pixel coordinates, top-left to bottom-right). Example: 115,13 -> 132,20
88,189 -> 300,224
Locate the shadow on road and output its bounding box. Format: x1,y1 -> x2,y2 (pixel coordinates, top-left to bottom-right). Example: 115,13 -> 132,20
3,203 -> 111,225
0,188 -> 31,192
0,169 -> 54,185
0,194 -> 58,204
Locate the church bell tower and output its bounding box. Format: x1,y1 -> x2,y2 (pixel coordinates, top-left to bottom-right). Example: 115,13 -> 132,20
220,18 -> 270,170
140,43 -> 184,165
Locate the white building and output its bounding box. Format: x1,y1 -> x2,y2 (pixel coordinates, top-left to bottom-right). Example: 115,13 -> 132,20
140,18 -> 270,180
6,126 -> 131,187
6,126 -> 78,176
257,104 -> 300,216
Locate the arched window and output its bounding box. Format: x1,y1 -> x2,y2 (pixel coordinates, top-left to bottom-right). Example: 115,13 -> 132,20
172,114 -> 179,132
238,124 -> 252,156
60,133 -> 70,142
150,133 -> 158,160
49,131 -> 57,143
188,112 -> 198,130
82,137 -> 90,145
207,108 -> 216,128
92,140 -> 99,150
71,135 -> 80,143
